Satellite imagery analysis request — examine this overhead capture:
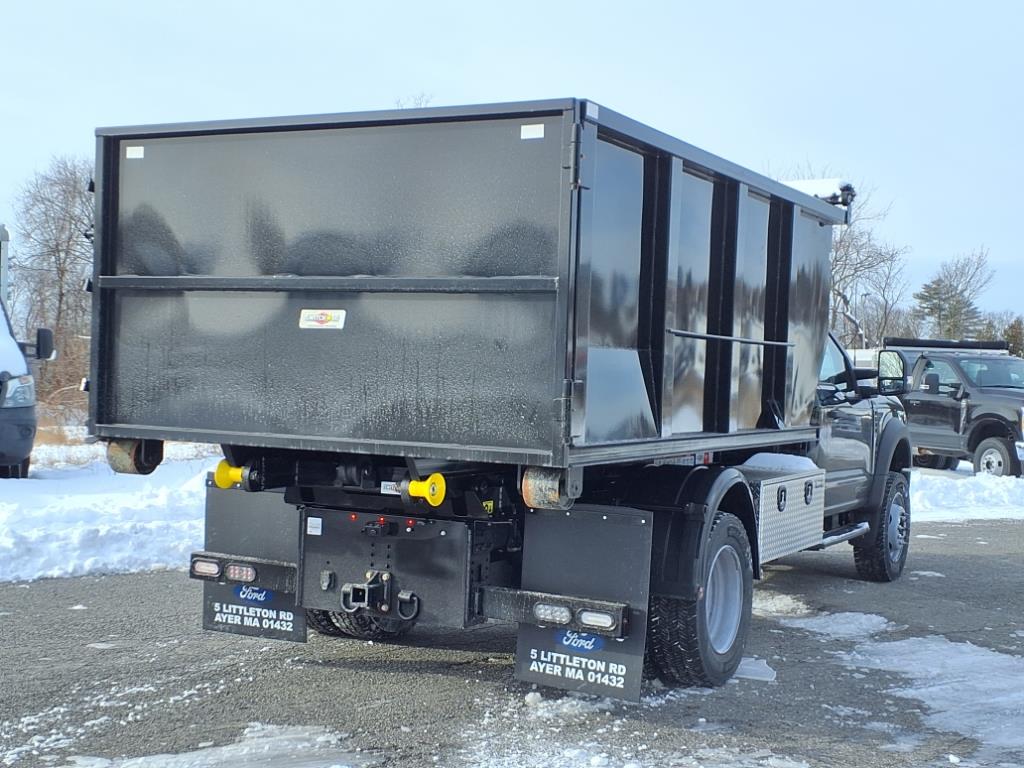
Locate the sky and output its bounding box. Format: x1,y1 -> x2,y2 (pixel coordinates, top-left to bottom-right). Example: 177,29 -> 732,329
0,0 -> 1020,312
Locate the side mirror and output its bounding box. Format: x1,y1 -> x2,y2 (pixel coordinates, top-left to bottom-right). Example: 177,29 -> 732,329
35,328 -> 56,361
877,350 -> 907,396
923,372 -> 940,395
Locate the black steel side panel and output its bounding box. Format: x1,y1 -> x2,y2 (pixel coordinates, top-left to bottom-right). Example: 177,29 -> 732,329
515,505 -> 652,701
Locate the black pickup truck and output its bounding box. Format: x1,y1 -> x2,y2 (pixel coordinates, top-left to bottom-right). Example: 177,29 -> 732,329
884,337 -> 1024,476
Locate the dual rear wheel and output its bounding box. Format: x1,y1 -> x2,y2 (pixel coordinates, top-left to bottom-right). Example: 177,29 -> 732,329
306,608 -> 415,640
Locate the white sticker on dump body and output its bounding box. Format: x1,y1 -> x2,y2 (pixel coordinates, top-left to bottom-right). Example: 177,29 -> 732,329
125,146 -> 145,159
520,124 -> 545,140
299,309 -> 346,329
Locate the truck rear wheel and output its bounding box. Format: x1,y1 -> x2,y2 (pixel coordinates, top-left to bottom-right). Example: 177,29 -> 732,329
305,609 -> 413,640
973,437 -> 1021,477
853,471 -> 909,582
647,511 -> 753,687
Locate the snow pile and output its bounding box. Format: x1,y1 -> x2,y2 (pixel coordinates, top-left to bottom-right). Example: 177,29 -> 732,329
842,637 -> 1024,757
911,469 -> 1024,522
463,691 -> 808,768
0,456 -> 217,582
31,441 -> 219,469
780,612 -> 893,641
56,723 -> 365,767
742,453 -> 818,472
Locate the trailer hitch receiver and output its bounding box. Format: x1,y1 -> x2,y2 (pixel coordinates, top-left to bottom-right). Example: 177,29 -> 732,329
340,570 -> 420,620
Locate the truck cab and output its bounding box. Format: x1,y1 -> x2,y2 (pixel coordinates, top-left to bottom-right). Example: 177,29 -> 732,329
885,337 -> 1024,476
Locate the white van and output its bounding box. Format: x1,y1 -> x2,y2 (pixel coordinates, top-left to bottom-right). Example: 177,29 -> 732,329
0,301 -> 53,478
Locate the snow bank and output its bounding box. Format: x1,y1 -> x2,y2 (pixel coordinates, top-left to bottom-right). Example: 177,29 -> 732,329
0,455 -> 217,582
56,723 -> 365,767
911,469 -> 1024,522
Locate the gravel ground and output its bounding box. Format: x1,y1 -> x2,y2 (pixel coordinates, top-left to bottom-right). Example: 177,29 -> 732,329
1,519 -> 1022,768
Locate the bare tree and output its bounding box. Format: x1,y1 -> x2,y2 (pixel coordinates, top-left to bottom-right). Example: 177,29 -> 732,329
9,156 -> 93,419
394,92 -> 433,109
826,188 -> 910,347
853,243 -> 909,345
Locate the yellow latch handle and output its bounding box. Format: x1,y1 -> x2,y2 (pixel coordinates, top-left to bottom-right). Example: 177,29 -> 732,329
213,459 -> 244,489
407,472 -> 446,507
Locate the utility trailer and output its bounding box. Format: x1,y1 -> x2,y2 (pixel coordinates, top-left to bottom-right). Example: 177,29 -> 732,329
88,99 -> 911,701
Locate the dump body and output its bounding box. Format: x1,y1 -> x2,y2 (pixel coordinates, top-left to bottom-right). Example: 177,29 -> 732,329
90,99 -> 843,467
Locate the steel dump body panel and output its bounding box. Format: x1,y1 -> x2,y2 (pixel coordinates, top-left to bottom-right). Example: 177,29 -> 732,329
91,99 -> 839,467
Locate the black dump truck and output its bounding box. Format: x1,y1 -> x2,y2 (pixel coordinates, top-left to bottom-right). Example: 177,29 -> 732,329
88,99 -> 912,701
885,337 -> 1024,476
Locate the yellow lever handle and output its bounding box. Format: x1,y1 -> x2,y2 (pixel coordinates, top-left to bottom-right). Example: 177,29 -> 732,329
406,472 -> 446,507
213,460 -> 244,489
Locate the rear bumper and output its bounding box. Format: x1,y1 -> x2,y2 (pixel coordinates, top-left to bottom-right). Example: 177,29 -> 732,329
0,406 -> 36,465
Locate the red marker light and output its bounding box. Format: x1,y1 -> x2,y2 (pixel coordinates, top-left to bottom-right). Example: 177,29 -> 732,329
406,519 -> 416,528
349,513 -> 358,522
378,516 -> 386,524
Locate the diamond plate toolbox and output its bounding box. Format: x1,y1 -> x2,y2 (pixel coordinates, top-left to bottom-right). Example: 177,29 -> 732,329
743,467 -> 826,563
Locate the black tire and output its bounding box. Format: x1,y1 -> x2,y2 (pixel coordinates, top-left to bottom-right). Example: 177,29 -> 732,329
0,457 -> 30,479
305,608 -> 413,640
306,609 -> 350,636
647,511 -> 753,687
939,456 -> 960,471
853,471 -> 910,582
913,454 -> 941,469
973,437 -> 1021,477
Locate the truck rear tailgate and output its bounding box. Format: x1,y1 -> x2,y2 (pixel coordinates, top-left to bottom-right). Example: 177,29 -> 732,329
92,107 -> 575,464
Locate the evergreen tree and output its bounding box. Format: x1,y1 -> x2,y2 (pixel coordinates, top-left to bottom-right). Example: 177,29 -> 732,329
912,250 -> 992,339
1005,317 -> 1024,357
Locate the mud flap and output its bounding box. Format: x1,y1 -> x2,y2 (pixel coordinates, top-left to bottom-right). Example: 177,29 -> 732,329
196,482 -> 306,642
514,505 -> 653,701
202,579 -> 307,642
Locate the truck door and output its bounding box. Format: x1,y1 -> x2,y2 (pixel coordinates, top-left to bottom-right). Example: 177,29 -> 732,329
811,336 -> 874,514
903,358 -> 963,451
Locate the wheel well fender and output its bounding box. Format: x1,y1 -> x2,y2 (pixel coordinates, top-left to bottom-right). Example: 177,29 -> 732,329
616,465 -> 757,601
867,420 -> 911,511
967,418 -> 1016,453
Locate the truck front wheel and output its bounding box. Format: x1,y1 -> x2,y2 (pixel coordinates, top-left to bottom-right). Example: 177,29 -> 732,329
853,471 -> 910,582
973,437 -> 1021,477
647,511 -> 753,687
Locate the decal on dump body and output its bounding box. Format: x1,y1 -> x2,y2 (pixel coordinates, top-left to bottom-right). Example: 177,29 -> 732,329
298,309 -> 346,329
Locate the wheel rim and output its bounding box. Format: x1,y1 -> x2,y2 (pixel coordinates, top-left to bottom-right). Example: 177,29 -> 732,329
705,544 -> 744,654
886,492 -> 909,563
979,447 -> 1006,476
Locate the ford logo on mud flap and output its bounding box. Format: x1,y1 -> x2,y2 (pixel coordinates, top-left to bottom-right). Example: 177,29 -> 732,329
235,585 -> 272,603
554,630 -> 605,653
